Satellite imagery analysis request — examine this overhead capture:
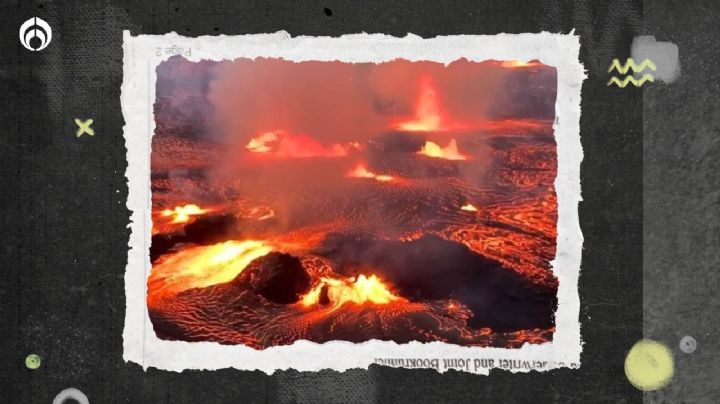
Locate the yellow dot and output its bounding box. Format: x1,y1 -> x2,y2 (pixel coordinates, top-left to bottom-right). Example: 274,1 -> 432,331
625,339 -> 674,391
25,353 -> 41,370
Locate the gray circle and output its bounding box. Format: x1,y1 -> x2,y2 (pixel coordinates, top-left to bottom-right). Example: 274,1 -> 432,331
679,335 -> 697,354
52,388 -> 89,404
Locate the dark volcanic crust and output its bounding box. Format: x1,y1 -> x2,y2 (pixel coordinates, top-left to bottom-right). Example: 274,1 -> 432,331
148,236 -> 557,348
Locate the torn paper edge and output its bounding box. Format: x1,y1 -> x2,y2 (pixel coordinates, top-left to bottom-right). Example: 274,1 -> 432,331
121,31 -> 585,374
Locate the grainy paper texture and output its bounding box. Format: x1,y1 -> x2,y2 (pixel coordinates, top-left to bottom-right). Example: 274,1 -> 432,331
121,31 -> 585,374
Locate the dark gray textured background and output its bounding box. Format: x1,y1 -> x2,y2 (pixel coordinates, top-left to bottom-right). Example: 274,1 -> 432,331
0,0 -> 710,402
642,1 -> 720,402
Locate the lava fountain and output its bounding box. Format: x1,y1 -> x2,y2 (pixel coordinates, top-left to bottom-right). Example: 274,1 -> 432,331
148,57 -> 560,349
161,204 -> 209,224
301,274 -> 402,310
245,130 -> 348,158
346,163 -> 394,182
395,75 -> 464,132
417,139 -> 468,160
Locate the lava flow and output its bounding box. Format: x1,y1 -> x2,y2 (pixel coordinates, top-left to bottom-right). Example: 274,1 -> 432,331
148,240 -> 273,303
148,57 -> 560,350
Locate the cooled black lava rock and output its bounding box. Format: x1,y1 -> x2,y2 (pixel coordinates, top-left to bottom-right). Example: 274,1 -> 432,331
150,214 -> 240,262
240,252 -> 312,304
150,234 -> 180,263
366,132 -> 461,178
183,214 -> 238,244
369,132 -> 426,153
318,284 -> 331,306
317,233 -> 557,332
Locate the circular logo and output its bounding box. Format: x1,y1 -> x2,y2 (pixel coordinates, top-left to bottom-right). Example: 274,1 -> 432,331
19,17 -> 52,51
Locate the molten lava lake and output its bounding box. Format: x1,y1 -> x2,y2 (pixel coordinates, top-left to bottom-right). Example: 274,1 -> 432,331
147,56 -> 559,349
148,126 -> 558,348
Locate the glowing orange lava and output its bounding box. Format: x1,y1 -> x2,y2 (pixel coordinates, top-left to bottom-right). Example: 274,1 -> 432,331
246,206 -> 275,221
245,131 -> 278,153
478,118 -> 549,134
417,139 -> 468,160
246,130 -> 348,158
147,240 -> 273,302
301,274 -> 401,309
346,163 -> 394,182
461,204 -> 478,212
161,204 -> 209,224
500,60 -> 541,68
395,75 -> 463,132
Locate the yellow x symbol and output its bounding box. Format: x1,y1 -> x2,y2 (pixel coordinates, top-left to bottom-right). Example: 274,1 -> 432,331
75,118 -> 94,137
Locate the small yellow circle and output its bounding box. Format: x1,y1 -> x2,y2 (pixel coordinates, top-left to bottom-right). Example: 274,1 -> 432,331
625,339 -> 674,391
25,353 -> 41,370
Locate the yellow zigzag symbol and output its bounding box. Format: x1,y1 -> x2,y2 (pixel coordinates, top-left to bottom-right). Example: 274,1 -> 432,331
608,58 -> 657,74
607,74 -> 655,88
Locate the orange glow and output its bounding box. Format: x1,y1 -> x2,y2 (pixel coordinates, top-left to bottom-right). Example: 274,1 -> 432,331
246,130 -> 348,158
395,75 -> 463,132
301,274 -> 401,309
417,139 -> 468,160
500,60 -> 541,68
147,58 -> 561,349
246,206 -> 275,221
245,131 -> 278,153
346,163 -> 394,182
148,240 -> 273,302
478,118 -> 549,133
161,204 -> 208,224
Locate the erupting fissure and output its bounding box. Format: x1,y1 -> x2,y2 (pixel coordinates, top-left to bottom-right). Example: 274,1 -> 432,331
301,274 -> 401,309
245,130 -> 348,158
395,75 -> 464,132
161,204 -> 209,224
346,163 -> 394,182
148,57 -> 560,348
417,139 -> 468,160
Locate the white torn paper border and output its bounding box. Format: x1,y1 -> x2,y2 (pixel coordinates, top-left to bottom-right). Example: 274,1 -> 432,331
122,31 -> 585,374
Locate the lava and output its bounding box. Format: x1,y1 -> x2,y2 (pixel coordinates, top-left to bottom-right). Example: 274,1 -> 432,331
148,240 -> 273,302
395,75 -> 463,132
346,163 -> 394,182
301,274 -> 401,309
500,60 -> 542,68
417,139 -> 468,160
245,131 -> 278,153
245,130 -> 348,158
149,57 -> 560,349
246,206 -> 275,221
479,119 -> 550,134
161,204 -> 209,224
